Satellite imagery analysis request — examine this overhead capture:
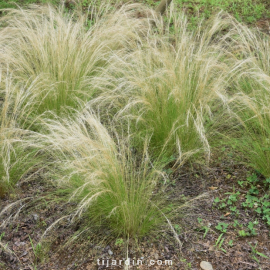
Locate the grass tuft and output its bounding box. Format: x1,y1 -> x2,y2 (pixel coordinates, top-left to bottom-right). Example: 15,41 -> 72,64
223,18 -> 270,178
0,70 -> 38,197
0,2 -> 149,116
33,109 -> 171,238
89,9 -> 230,165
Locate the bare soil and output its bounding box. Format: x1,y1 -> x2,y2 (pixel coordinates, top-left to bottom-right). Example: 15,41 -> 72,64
1,149 -> 270,270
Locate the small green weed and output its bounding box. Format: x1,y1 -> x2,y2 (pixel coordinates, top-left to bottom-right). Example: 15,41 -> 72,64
174,224 -> 181,235
0,232 -> 5,241
214,173 -> 270,229
197,218 -> 210,238
241,175 -> 270,226
215,222 -> 229,233
249,242 -> 269,264
238,221 -> 258,237
180,258 -> 192,269
228,239 -> 233,247
29,236 -> 42,261
115,238 -> 124,247
215,233 -> 226,253
213,190 -> 240,214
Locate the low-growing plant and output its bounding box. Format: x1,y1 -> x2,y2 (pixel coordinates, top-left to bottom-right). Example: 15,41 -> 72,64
115,238 -> 124,247
215,233 -> 226,253
197,217 -> 210,238
215,222 -> 229,233
249,242 -> 269,264
214,172 -> 270,229
213,190 -> 240,213
237,174 -> 270,226
238,220 -> 258,237
228,239 -> 233,247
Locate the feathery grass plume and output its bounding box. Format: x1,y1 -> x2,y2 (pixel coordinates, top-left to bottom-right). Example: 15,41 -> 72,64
228,71 -> 270,178
217,14 -> 270,98
226,17 -> 270,76
0,70 -> 39,197
0,2 -> 149,116
34,109 -> 172,239
219,18 -> 270,177
89,8 -> 230,166
231,91 -> 270,177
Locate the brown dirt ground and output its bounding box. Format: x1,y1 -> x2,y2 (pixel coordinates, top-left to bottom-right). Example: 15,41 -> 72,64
1,148 -> 270,270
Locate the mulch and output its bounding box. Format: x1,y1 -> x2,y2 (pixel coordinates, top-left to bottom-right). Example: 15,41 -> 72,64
1,149 -> 270,270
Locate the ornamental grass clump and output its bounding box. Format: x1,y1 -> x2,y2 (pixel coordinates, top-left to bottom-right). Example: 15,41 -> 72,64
0,2 -> 149,116
35,110 -> 171,238
89,9 -> 230,165
0,71 -> 37,197
225,20 -> 270,177
231,92 -> 270,178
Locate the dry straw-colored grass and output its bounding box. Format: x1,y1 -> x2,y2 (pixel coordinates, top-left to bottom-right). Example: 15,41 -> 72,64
0,70 -> 38,197
223,18 -> 270,177
89,9 -> 231,166
2,0 -> 270,246
0,2 -> 150,116
31,109 -> 172,239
